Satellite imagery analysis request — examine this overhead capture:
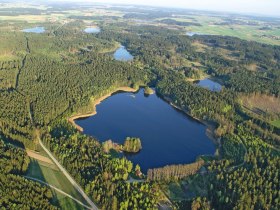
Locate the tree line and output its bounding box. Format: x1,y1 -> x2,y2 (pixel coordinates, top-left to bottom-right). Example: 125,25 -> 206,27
147,160 -> 204,182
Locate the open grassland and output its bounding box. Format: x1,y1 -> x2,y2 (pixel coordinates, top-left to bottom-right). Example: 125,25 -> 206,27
189,16 -> 280,45
0,15 -> 47,23
85,8 -> 124,17
160,15 -> 280,46
0,13 -> 68,23
0,9 -> 124,23
190,24 -> 279,45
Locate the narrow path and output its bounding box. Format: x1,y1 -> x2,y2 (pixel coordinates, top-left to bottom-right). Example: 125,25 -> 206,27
24,176 -> 91,210
227,137 -> 248,172
38,138 -> 99,210
199,138 -> 248,176
27,100 -> 34,125
15,54 -> 27,89
15,36 -> 30,89
26,36 -> 30,53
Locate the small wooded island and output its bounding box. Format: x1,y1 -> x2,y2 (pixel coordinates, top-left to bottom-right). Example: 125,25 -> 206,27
122,137 -> 142,153
144,86 -> 154,95
103,137 -> 142,153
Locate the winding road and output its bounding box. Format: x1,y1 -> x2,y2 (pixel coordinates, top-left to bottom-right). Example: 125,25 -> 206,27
39,139 -> 99,210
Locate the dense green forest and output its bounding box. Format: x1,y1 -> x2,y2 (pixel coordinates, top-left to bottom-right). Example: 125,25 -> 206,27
0,138 -> 57,209
206,126 -> 280,210
0,2 -> 279,210
43,121 -> 159,209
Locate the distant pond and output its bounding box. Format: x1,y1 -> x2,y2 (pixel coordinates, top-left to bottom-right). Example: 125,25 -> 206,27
186,31 -> 204,36
84,26 -> 101,34
75,89 -> 215,173
195,78 -> 222,92
22,27 -> 45,33
113,46 -> 134,61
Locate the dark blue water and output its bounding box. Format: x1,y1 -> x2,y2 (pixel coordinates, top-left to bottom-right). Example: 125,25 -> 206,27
76,89 -> 215,173
114,46 -> 134,61
195,78 -> 222,92
84,27 -> 101,34
22,27 -> 45,33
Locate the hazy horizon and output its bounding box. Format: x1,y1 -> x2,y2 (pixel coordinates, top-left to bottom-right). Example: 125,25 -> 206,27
49,0 -> 280,17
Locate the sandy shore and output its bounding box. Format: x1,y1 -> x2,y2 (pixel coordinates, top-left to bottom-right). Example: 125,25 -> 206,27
68,86 -> 137,132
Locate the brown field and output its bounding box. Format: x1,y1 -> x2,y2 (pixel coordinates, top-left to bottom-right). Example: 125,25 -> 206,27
192,41 -> 209,53
217,48 -> 239,61
27,149 -> 54,165
240,93 -> 280,116
0,15 -> 47,22
245,63 -> 260,72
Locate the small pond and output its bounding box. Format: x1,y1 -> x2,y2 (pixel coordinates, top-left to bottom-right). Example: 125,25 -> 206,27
194,78 -> 222,92
22,27 -> 45,33
84,27 -> 101,34
113,46 -> 134,62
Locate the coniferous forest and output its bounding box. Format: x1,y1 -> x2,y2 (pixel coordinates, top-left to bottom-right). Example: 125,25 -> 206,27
0,1 -> 279,210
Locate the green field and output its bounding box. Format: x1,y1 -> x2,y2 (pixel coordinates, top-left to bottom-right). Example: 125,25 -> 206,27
159,15 -> 280,46
0,3 -> 279,46
27,158 -> 86,210
271,119 -> 280,128
189,24 -> 280,46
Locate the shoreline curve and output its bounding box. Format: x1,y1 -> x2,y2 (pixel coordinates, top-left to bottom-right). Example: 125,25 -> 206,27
68,86 -> 217,146
68,86 -> 137,132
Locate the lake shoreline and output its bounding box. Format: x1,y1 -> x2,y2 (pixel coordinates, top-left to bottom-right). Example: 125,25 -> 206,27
69,86 -> 218,145
69,86 -> 218,173
161,95 -> 218,145
68,86 -> 137,132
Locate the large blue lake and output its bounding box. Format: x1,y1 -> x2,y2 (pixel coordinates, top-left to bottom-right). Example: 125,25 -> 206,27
75,89 -> 215,173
